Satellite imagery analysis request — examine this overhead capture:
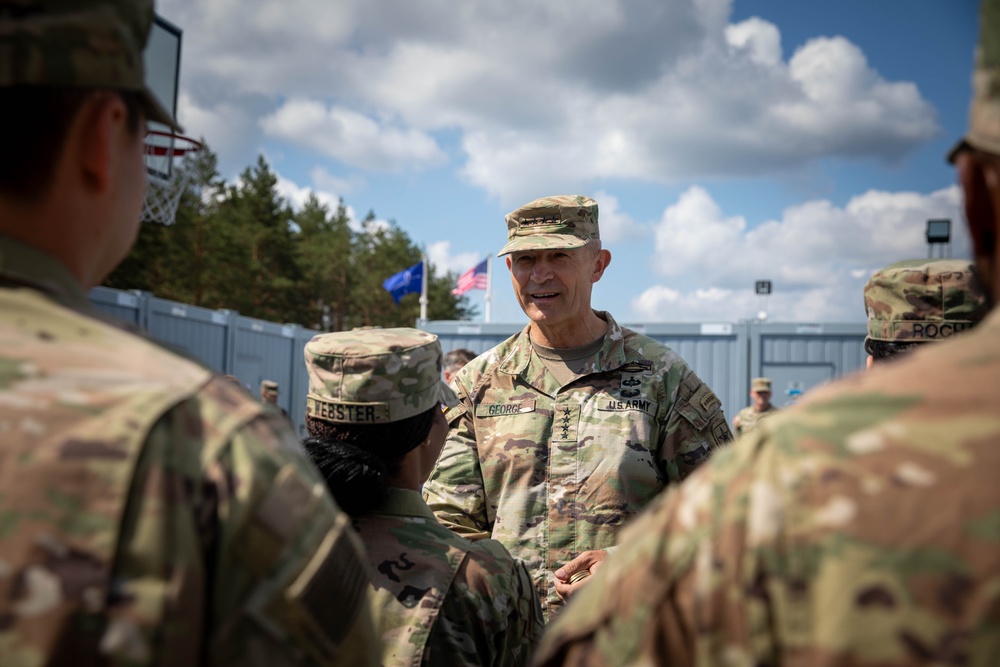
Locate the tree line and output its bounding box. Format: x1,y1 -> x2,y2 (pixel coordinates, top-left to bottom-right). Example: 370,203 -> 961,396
105,144 -> 476,330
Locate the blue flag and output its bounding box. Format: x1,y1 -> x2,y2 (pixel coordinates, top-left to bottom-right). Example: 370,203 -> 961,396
382,261 -> 423,304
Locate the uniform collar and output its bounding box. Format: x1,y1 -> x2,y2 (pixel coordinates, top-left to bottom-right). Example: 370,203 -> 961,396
375,488 -> 438,520
0,235 -> 94,314
498,310 -> 629,377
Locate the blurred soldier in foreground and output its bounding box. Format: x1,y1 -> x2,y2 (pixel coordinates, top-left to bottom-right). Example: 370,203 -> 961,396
302,328 -> 543,666
532,3 -> 1000,664
864,259 -> 988,367
442,347 -> 476,384
0,1 -> 376,664
731,376 -> 778,436
423,195 -> 731,619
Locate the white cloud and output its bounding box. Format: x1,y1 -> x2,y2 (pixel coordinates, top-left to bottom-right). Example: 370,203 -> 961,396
260,100 -> 446,171
311,166 -> 363,197
631,184 -> 969,323
162,0 -> 938,201
592,191 -> 648,244
725,17 -> 782,66
275,174 -> 340,212
426,241 -> 484,277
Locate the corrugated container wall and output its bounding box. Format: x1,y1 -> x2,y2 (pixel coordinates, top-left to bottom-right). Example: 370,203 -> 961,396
88,286 -> 318,437
88,286 -> 867,435
422,319 -> 868,422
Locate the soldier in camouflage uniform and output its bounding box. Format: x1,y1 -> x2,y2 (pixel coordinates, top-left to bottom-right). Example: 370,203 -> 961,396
731,376 -> 779,436
0,1 -> 376,664
531,3 -> 1000,664
423,195 -> 732,620
864,259 -> 988,367
302,328 -> 544,666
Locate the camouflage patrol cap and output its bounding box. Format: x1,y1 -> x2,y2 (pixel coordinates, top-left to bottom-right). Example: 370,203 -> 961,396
864,259 -> 989,343
260,379 -> 279,394
751,377 -> 772,392
304,328 -> 458,425
0,0 -> 180,130
949,0 -> 1000,161
497,195 -> 600,256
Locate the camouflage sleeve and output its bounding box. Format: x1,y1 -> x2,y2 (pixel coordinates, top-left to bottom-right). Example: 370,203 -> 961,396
433,541 -> 544,667
108,379 -> 378,666
658,367 -> 732,483
422,400 -> 492,541
531,440 -> 752,667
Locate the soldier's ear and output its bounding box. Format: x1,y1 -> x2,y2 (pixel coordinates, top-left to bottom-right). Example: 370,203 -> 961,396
591,249 -> 611,283
74,92 -> 130,195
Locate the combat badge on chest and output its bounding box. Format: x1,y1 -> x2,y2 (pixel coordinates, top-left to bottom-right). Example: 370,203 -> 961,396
618,361 -> 652,399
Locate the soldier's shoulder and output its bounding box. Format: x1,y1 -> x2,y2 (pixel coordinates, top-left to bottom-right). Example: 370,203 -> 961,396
459,538 -> 531,595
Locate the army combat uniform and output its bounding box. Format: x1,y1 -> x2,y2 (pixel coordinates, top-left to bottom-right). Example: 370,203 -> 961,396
0,237 -> 377,665
355,488 -> 543,666
423,311 -> 731,618
533,307 -> 1000,666
303,327 -> 544,666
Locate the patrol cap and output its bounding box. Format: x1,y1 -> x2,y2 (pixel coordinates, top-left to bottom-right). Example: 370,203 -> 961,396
751,377 -> 772,392
864,259 -> 988,343
260,379 -> 279,393
948,0 -> 1000,162
497,195 -> 600,257
0,0 -> 180,130
304,328 -> 458,425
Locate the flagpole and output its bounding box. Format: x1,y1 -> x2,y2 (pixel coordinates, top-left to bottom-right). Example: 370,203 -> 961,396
485,255 -> 492,323
419,254 -> 428,323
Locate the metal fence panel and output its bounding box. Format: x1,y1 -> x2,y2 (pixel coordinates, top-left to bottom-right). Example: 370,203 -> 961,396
146,296 -> 230,370
749,321 -> 867,407
88,286 -> 144,327
230,317 -> 300,425
87,288 -> 867,442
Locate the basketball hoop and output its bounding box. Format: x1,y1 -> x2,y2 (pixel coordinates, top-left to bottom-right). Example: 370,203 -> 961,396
142,129 -> 203,225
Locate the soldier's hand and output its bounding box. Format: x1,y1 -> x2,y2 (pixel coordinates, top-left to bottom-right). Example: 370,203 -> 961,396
554,550 -> 609,600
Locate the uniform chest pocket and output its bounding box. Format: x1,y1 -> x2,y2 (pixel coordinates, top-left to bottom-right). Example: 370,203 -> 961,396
475,399 -> 536,418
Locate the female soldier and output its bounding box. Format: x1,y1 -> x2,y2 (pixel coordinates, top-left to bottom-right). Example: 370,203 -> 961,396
301,328 -> 543,667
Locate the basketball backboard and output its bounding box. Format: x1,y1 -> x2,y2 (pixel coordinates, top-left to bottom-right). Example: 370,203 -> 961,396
141,16 -> 201,225
145,16 -> 181,135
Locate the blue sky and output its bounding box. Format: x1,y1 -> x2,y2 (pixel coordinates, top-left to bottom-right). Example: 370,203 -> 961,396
158,0 -> 979,324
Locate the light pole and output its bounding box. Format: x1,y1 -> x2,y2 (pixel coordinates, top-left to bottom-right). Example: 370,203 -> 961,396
926,219 -> 951,259
755,279 -> 772,321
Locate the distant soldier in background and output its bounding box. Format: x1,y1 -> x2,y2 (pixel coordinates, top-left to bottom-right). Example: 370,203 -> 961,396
443,347 -> 477,384
0,0 -> 376,664
864,259 -> 988,367
731,376 -> 778,436
302,328 -> 543,666
532,1 -> 1000,664
262,378 -> 291,419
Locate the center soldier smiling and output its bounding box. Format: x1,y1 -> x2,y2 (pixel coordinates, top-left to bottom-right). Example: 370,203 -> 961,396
422,195 -> 732,619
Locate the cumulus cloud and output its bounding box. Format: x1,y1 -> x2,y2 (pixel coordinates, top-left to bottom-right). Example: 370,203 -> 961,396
426,241 -> 484,277
632,184 -> 968,323
260,100 -> 446,171
161,0 -> 938,201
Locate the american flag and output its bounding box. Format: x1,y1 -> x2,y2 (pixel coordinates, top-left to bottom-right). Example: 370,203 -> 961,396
452,258 -> 488,295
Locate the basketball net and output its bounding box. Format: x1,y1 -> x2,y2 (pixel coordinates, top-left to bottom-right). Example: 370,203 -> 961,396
142,129 -> 203,225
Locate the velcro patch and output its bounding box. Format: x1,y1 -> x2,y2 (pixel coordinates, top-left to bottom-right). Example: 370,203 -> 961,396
475,399 -> 536,418
285,520 -> 369,662
597,397 -> 656,415
307,396 -> 390,423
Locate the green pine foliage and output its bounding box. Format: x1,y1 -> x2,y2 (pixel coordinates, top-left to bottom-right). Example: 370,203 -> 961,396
105,144 -> 477,330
